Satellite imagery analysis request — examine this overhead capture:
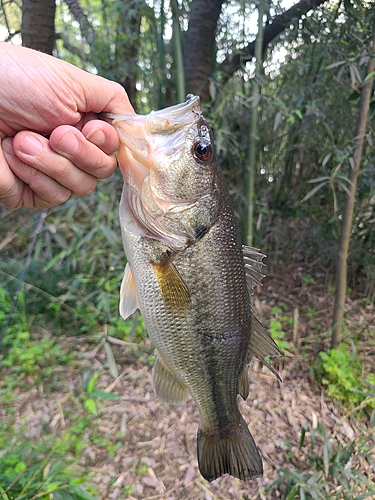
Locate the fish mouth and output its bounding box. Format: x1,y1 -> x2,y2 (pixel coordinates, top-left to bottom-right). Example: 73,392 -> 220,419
102,94 -> 201,132
102,95 -> 202,188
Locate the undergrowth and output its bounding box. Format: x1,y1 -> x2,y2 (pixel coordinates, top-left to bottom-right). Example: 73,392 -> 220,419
1,176 -> 374,498
268,419 -> 375,499
315,342 -> 375,415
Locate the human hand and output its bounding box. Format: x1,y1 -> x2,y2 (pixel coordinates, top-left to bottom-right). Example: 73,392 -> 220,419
0,42 -> 134,211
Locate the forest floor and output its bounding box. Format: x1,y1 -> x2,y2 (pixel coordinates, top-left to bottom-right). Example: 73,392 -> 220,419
2,264 -> 375,499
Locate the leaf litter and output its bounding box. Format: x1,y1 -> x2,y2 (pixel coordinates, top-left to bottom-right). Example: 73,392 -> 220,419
1,274 -> 374,500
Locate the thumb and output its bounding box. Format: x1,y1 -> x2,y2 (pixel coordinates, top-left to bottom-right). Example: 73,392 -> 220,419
67,66 -> 136,116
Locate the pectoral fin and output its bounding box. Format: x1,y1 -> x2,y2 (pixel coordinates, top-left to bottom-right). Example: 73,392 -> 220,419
152,253 -> 191,312
152,352 -> 188,405
119,263 -> 139,319
248,312 -> 282,382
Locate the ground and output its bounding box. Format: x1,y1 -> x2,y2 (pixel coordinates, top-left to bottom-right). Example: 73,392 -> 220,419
2,271 -> 374,499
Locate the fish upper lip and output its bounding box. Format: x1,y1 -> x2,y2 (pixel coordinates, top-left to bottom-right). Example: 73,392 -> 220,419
101,95 -> 201,132
101,95 -> 203,162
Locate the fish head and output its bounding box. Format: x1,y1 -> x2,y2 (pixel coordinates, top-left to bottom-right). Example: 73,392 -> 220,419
104,96 -> 219,249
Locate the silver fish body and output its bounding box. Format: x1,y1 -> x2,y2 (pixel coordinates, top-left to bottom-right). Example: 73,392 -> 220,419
104,96 -> 280,482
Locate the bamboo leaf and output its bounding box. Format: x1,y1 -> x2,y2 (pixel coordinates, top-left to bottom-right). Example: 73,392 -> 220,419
84,398 -> 97,415
370,409 -> 375,427
321,153 -> 332,167
286,485 -> 298,500
325,60 -> 346,70
90,390 -> 121,400
87,370 -> 101,393
300,182 -> 327,203
68,484 -> 98,500
306,176 -> 330,184
363,70 -> 375,83
273,111 -> 282,131
323,440 -> 330,477
104,341 -> 119,379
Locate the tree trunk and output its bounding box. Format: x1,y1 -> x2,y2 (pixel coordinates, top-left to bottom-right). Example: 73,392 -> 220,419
171,0 -> 185,102
331,17 -> 375,349
244,0 -> 266,246
22,0 -> 56,54
184,0 -> 224,102
114,1 -> 143,111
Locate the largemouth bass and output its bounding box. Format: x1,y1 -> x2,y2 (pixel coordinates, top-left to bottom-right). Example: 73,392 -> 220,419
104,95 -> 280,482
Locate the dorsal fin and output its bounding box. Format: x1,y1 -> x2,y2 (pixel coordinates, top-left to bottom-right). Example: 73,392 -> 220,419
242,246 -> 282,381
119,263 -> 140,319
248,311 -> 282,382
242,245 -> 266,293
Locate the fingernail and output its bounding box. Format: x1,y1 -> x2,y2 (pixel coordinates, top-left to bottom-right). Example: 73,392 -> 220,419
57,131 -> 80,154
19,135 -> 43,156
1,138 -> 14,155
85,128 -> 106,146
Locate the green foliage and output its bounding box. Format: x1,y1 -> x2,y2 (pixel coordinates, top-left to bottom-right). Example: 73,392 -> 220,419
0,286 -> 28,349
82,369 -> 121,416
268,420 -> 375,499
316,343 -> 375,412
0,286 -> 74,384
269,305 -> 292,350
0,438 -> 98,500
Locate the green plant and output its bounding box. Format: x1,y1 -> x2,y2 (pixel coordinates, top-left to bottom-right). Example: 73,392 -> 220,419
0,287 -> 28,352
316,343 -> 375,412
267,420 -> 375,499
82,369 -> 122,416
0,438 -> 98,500
269,305 -> 291,350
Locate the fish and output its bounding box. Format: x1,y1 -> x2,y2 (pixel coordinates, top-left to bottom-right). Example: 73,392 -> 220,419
103,95 -> 280,482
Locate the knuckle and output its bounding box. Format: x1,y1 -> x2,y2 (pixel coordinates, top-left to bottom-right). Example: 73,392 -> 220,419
73,178 -> 97,196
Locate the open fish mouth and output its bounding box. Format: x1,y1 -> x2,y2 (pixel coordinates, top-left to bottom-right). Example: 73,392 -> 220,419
102,94 -> 201,158
102,95 -> 202,189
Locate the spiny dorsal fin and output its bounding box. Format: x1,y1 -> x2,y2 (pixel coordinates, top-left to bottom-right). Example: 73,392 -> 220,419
242,245 -> 266,293
119,263 -> 140,319
152,352 -> 189,405
248,311 -> 282,382
152,253 -> 191,312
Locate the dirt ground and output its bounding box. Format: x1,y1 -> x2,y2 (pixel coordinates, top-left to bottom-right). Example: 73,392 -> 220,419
7,271 -> 374,500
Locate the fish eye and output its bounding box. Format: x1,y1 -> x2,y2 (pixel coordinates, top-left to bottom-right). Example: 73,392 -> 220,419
193,138 -> 212,162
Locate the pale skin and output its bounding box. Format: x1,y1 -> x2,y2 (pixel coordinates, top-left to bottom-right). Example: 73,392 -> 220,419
0,42 -> 134,210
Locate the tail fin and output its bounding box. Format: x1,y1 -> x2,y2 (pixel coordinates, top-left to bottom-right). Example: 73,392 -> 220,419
197,417 -> 263,482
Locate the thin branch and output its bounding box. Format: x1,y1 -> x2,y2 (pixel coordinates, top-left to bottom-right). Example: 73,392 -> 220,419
63,0 -> 95,45
219,0 -> 328,84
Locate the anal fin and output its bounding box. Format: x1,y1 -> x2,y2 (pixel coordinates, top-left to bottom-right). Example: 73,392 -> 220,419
152,352 -> 188,405
238,366 -> 250,400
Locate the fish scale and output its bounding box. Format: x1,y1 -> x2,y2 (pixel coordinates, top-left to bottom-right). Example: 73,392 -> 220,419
102,95 -> 281,482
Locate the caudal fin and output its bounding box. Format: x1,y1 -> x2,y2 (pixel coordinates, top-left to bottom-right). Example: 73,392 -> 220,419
197,417 -> 263,482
